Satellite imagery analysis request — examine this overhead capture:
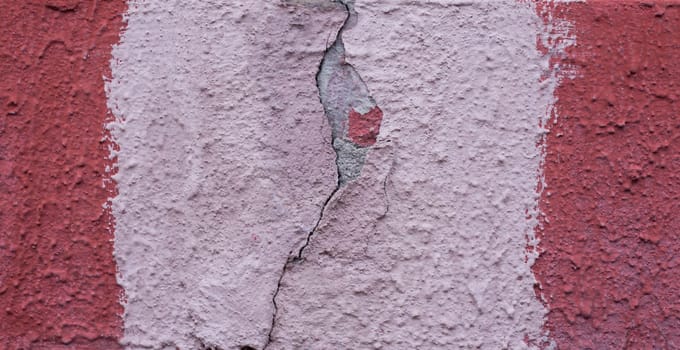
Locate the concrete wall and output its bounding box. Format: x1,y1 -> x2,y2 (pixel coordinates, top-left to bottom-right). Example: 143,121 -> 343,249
2,1 -> 680,349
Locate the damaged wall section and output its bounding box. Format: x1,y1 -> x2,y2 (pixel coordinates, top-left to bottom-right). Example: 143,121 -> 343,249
267,1 -> 552,348
317,0 -> 384,186
107,1 -> 345,349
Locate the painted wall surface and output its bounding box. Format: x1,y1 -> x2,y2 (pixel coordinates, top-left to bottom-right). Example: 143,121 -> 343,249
270,1 -> 551,348
534,2 -> 680,349
0,1 -> 126,349
2,0 -> 680,349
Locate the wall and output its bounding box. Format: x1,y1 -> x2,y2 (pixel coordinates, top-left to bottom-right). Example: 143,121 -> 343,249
1,1 -> 679,349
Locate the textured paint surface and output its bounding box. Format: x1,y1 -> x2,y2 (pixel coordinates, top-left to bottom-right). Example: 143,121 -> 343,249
269,1 -> 552,348
10,0 -> 679,348
0,0 -> 126,348
534,2 -> 680,349
107,1 -> 345,348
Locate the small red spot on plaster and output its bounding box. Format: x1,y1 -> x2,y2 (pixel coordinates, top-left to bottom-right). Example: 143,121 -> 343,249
348,106 -> 383,147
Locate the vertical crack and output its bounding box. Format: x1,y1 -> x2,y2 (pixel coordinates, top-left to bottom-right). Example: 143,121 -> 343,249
263,263 -> 287,350
263,185 -> 340,349
263,1 -> 382,348
316,0 -> 384,186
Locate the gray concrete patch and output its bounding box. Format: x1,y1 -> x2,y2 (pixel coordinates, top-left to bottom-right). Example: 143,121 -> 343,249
317,0 -> 380,185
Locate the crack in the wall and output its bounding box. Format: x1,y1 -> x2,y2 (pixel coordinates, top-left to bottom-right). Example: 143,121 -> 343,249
263,1 -> 383,348
316,0 -> 384,186
378,155 -> 395,220
263,178 -> 340,350
263,263 -> 287,350
294,186 -> 341,260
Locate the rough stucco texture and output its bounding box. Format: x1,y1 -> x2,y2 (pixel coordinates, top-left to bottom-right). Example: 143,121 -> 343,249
269,1 -> 552,349
107,1 -> 345,349
11,0 -> 680,349
0,1 -> 126,348
534,2 -> 680,349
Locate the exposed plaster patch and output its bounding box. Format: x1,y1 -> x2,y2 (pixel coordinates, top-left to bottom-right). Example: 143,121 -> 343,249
265,1 -> 385,348
316,0 -> 384,185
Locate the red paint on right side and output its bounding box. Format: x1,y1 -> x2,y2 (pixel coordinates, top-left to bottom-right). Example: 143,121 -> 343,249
534,2 -> 680,348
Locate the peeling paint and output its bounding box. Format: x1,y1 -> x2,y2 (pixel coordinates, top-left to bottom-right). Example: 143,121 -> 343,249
268,1 -> 551,348
8,0 -> 677,348
317,0 -> 383,185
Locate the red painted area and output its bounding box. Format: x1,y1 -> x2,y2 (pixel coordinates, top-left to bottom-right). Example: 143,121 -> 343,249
0,1 -> 126,348
534,2 -> 680,348
347,106 -> 383,147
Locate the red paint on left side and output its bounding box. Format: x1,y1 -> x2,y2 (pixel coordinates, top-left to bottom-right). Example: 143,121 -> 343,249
348,106 -> 383,147
0,1 -> 127,348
